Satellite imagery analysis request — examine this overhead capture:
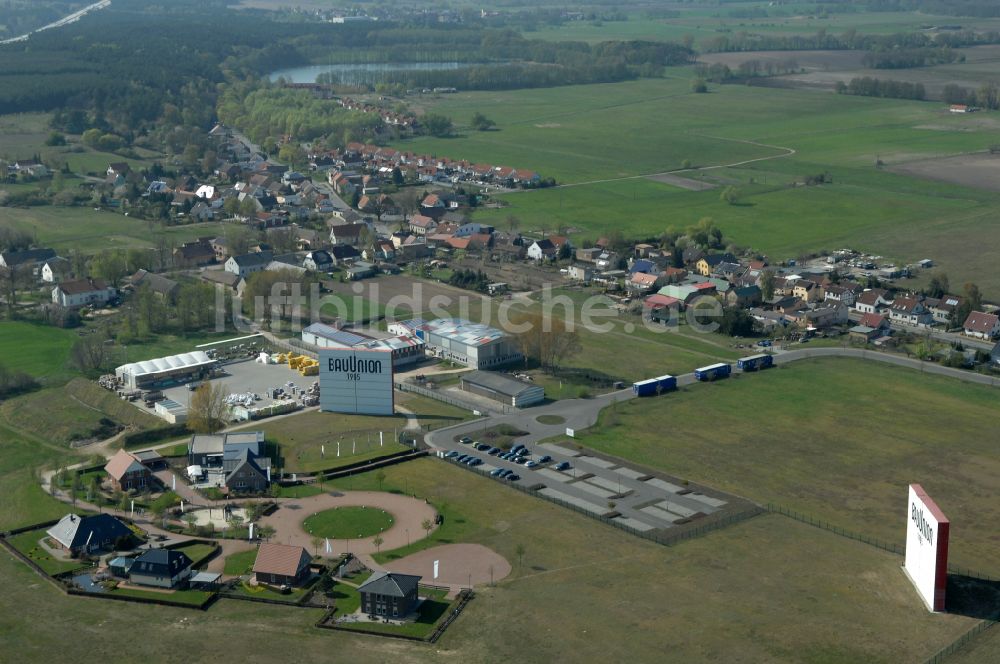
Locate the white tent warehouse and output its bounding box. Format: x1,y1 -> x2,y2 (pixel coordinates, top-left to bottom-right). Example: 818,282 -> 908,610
460,371 -> 544,408
116,351 -> 217,390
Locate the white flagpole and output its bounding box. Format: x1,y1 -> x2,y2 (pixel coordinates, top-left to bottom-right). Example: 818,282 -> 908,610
130,499 -> 134,520
352,439 -> 356,454
180,500 -> 184,513
337,441 -> 340,458
379,431 -> 383,447
325,538 -> 331,554
249,522 -> 254,541
172,474 -> 176,491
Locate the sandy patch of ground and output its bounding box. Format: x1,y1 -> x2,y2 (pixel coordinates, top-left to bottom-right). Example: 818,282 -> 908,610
646,172 -> 718,191
383,543 -> 511,589
889,152 -> 1000,192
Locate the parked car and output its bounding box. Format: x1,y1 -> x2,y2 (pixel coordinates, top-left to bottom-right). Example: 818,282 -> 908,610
507,474 -> 521,482
525,461 -> 539,469
554,461 -> 571,471
445,451 -> 459,458
514,457 -> 528,465
456,454 -> 468,463
476,443 -> 491,451
757,339 -> 772,347
511,444 -> 524,453
459,437 -> 472,444
490,468 -> 505,477
488,447 -> 501,456
538,455 -> 552,464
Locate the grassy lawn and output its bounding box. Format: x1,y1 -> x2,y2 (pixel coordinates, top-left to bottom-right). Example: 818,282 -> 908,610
0,378 -> 162,446
108,586 -> 214,606
0,206 -> 232,254
0,421 -> 79,531
228,577 -> 312,602
170,542 -> 218,569
275,484 -> 326,499
330,580 -> 361,614
302,507 -> 395,540
223,548 -> 258,576
253,410 -> 411,473
581,357 -> 1000,574
6,530 -> 89,576
0,322 -> 78,383
398,77 -> 1000,296
0,454 -> 987,661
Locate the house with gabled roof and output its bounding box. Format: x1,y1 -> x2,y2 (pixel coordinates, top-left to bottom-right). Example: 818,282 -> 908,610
253,543 -> 313,587
527,239 -> 557,261
129,269 -> 180,300
105,449 -> 153,492
963,311 -> 1000,340
930,294 -> 962,325
173,240 -> 216,268
52,278 -> 116,308
225,251 -> 273,278
854,288 -> 891,314
358,571 -> 421,618
888,296 -> 931,326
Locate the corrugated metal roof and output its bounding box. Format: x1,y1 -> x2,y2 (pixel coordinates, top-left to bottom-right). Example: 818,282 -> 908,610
423,318 -> 506,347
303,323 -> 368,346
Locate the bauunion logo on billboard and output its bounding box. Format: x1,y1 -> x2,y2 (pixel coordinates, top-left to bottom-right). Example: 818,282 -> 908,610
319,348 -> 394,416
903,484 -> 950,612
327,355 -> 384,378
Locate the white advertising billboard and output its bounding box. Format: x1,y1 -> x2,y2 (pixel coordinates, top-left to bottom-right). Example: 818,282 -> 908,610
319,348 -> 394,416
903,484 -> 950,612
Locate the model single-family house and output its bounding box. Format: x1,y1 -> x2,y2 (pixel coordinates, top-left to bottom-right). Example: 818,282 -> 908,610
128,549 -> 193,589
358,571 -> 421,619
47,514 -> 133,556
253,543 -> 313,587
104,449 -> 153,492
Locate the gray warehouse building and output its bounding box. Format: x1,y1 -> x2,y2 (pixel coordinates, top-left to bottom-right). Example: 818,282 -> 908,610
460,371 -> 544,408
388,318 -> 523,370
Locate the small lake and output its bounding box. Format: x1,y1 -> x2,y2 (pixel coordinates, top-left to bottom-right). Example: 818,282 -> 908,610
269,62 -> 473,86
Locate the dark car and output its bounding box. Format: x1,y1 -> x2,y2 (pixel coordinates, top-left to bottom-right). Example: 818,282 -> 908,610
554,461 -> 571,471
445,451 -> 459,458
459,436 -> 473,444
490,468 -> 504,477
538,455 -> 552,464
456,454 -> 468,463
476,443 -> 491,451
488,447 -> 501,456
514,457 -> 528,465
507,474 -> 521,482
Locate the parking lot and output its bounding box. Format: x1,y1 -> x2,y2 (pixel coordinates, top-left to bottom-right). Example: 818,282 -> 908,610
160,359 -> 314,413
432,436 -> 745,533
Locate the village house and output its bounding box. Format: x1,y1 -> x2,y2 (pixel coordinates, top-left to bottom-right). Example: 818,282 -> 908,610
567,265 -> 593,283
575,247 -> 601,263
52,278 -> 116,308
329,223 -> 367,247
888,296 -> 932,326
627,272 -> 660,294
854,288 -> 892,314
129,269 -> 180,301
929,295 -> 963,325
725,285 -> 762,309
695,253 -> 737,277
225,252 -> 273,278
527,239 -> 557,261
302,250 -> 333,272
408,214 -> 437,236
963,311 -> 1000,340
822,283 -> 859,307
173,240 -> 216,268
0,247 -> 57,272
792,280 -> 822,303
200,269 -> 245,295
40,257 -> 71,283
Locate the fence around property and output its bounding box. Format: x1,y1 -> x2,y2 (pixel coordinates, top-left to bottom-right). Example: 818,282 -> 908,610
923,619 -> 998,664
394,380 -> 509,415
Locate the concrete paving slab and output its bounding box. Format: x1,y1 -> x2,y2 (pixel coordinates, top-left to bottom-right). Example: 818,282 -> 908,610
577,455 -> 617,469
538,488 -> 609,516
611,516 -> 658,532
541,443 -> 581,457
569,481 -> 617,499
687,493 -> 727,508
535,468 -> 574,483
657,501 -> 698,518
644,477 -> 686,494
585,475 -> 628,493
613,467 -> 647,480
640,505 -> 684,523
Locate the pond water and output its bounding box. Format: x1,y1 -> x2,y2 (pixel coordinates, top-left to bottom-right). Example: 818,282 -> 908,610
268,61 -> 474,86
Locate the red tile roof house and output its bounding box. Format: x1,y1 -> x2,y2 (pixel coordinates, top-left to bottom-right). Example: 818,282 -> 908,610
104,449 -> 153,492
628,272 -> 660,293
963,311 -> 1000,339
253,543 -> 313,586
859,312 -> 890,331
888,296 -> 932,326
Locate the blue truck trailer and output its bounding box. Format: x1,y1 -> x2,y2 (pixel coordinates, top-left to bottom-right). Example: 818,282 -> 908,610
632,374 -> 677,396
694,362 -> 732,381
736,353 -> 774,371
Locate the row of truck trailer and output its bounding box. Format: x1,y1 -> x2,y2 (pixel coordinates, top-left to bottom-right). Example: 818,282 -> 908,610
631,353 -> 774,397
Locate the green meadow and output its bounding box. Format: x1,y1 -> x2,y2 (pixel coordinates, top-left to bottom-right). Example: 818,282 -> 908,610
397,78 -> 1000,294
